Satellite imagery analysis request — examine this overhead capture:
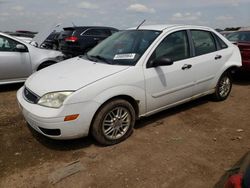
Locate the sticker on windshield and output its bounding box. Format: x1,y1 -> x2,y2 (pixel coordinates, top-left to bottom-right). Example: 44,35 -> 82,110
114,53 -> 136,60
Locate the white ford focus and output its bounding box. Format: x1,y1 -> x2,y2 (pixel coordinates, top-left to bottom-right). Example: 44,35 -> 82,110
17,25 -> 241,145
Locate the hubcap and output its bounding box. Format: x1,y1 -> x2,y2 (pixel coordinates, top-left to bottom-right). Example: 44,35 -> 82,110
219,76 -> 231,98
102,107 -> 131,140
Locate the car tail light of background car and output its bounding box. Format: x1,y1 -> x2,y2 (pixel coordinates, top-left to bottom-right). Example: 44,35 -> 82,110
65,36 -> 78,42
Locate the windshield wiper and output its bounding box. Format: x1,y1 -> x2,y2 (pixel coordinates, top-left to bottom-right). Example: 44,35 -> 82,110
82,53 -> 97,62
89,55 -> 112,64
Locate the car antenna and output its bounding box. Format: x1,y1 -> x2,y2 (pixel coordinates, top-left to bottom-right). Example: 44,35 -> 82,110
136,19 -> 146,30
72,22 -> 77,27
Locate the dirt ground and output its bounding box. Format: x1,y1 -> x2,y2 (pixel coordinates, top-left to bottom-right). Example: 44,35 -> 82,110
0,74 -> 249,188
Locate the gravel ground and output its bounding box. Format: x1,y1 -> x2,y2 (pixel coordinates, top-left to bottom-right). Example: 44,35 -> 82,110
0,74 -> 249,188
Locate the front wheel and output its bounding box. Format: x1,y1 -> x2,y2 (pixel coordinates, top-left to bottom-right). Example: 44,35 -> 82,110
91,99 -> 136,146
212,72 -> 232,101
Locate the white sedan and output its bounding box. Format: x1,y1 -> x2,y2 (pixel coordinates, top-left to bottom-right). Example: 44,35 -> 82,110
17,25 -> 241,145
0,32 -> 64,85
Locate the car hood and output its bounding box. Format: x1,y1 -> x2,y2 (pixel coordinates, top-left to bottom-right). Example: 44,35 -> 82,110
31,23 -> 62,47
25,57 -> 129,96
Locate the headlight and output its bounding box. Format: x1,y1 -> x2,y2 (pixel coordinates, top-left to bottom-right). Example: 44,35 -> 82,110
38,91 -> 73,108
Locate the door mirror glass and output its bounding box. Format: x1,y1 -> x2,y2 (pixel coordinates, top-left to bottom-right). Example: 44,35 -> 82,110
152,56 -> 173,67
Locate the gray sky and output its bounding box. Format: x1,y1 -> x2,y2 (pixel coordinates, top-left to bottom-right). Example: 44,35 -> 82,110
0,0 -> 250,32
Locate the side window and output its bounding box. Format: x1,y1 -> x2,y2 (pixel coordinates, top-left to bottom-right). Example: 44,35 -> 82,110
149,30 -> 190,62
83,29 -> 107,36
191,30 -> 216,56
0,36 -> 19,52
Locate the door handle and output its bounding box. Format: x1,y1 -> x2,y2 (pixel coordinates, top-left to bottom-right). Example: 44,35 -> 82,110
215,55 -> 222,60
182,64 -> 192,70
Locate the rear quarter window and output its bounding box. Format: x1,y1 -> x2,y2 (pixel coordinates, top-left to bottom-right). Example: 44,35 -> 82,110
214,34 -> 228,49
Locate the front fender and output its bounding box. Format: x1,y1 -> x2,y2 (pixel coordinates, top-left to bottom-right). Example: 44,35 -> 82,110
32,58 -> 58,71
92,85 -> 146,115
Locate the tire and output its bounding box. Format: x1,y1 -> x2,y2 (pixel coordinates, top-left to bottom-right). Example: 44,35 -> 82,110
212,71 -> 232,101
91,99 -> 136,146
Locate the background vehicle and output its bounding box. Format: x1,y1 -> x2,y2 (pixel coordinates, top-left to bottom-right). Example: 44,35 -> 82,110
226,31 -> 250,71
58,26 -> 118,57
0,32 -> 64,85
41,31 -> 60,50
14,36 -> 33,43
17,25 -> 241,145
220,31 -> 236,38
5,31 -> 35,43
5,30 -> 37,38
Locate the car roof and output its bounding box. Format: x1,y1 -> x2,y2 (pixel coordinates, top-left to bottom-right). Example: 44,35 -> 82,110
0,31 -> 34,46
128,24 -> 212,31
234,30 -> 250,33
0,31 -> 22,41
63,26 -> 118,30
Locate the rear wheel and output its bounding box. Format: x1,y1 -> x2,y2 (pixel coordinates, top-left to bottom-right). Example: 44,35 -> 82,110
212,72 -> 232,101
91,99 -> 136,146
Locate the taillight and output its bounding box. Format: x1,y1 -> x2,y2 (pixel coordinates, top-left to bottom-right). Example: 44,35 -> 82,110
65,36 -> 78,42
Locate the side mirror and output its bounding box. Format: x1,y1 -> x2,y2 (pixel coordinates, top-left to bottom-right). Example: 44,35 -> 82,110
15,44 -> 28,52
151,56 -> 174,67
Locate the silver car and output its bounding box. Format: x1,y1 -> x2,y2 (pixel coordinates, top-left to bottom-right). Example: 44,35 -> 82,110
0,32 -> 64,85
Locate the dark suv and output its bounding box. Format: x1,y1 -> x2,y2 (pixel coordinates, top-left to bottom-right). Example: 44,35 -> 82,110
58,26 -> 118,57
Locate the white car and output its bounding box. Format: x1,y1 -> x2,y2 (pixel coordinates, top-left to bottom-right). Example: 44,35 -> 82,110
0,32 -> 64,85
17,25 -> 241,145
14,36 -> 33,43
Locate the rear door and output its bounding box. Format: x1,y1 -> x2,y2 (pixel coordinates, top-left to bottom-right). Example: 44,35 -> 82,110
0,35 -> 31,81
189,30 -> 231,95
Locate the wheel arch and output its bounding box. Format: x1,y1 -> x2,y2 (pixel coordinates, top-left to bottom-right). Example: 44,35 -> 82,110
213,65 -> 240,85
224,65 -> 240,75
36,60 -> 57,71
89,95 -> 139,134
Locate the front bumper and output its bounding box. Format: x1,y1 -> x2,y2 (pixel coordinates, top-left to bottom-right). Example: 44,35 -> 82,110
17,86 -> 99,140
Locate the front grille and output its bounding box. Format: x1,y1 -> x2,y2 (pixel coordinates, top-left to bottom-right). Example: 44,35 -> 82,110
23,87 -> 40,104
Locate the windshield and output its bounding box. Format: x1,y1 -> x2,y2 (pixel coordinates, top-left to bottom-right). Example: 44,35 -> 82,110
226,31 -> 250,42
85,30 -> 161,65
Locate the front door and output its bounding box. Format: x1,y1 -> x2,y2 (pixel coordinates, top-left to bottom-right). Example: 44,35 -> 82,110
0,35 -> 31,81
143,30 -> 195,114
